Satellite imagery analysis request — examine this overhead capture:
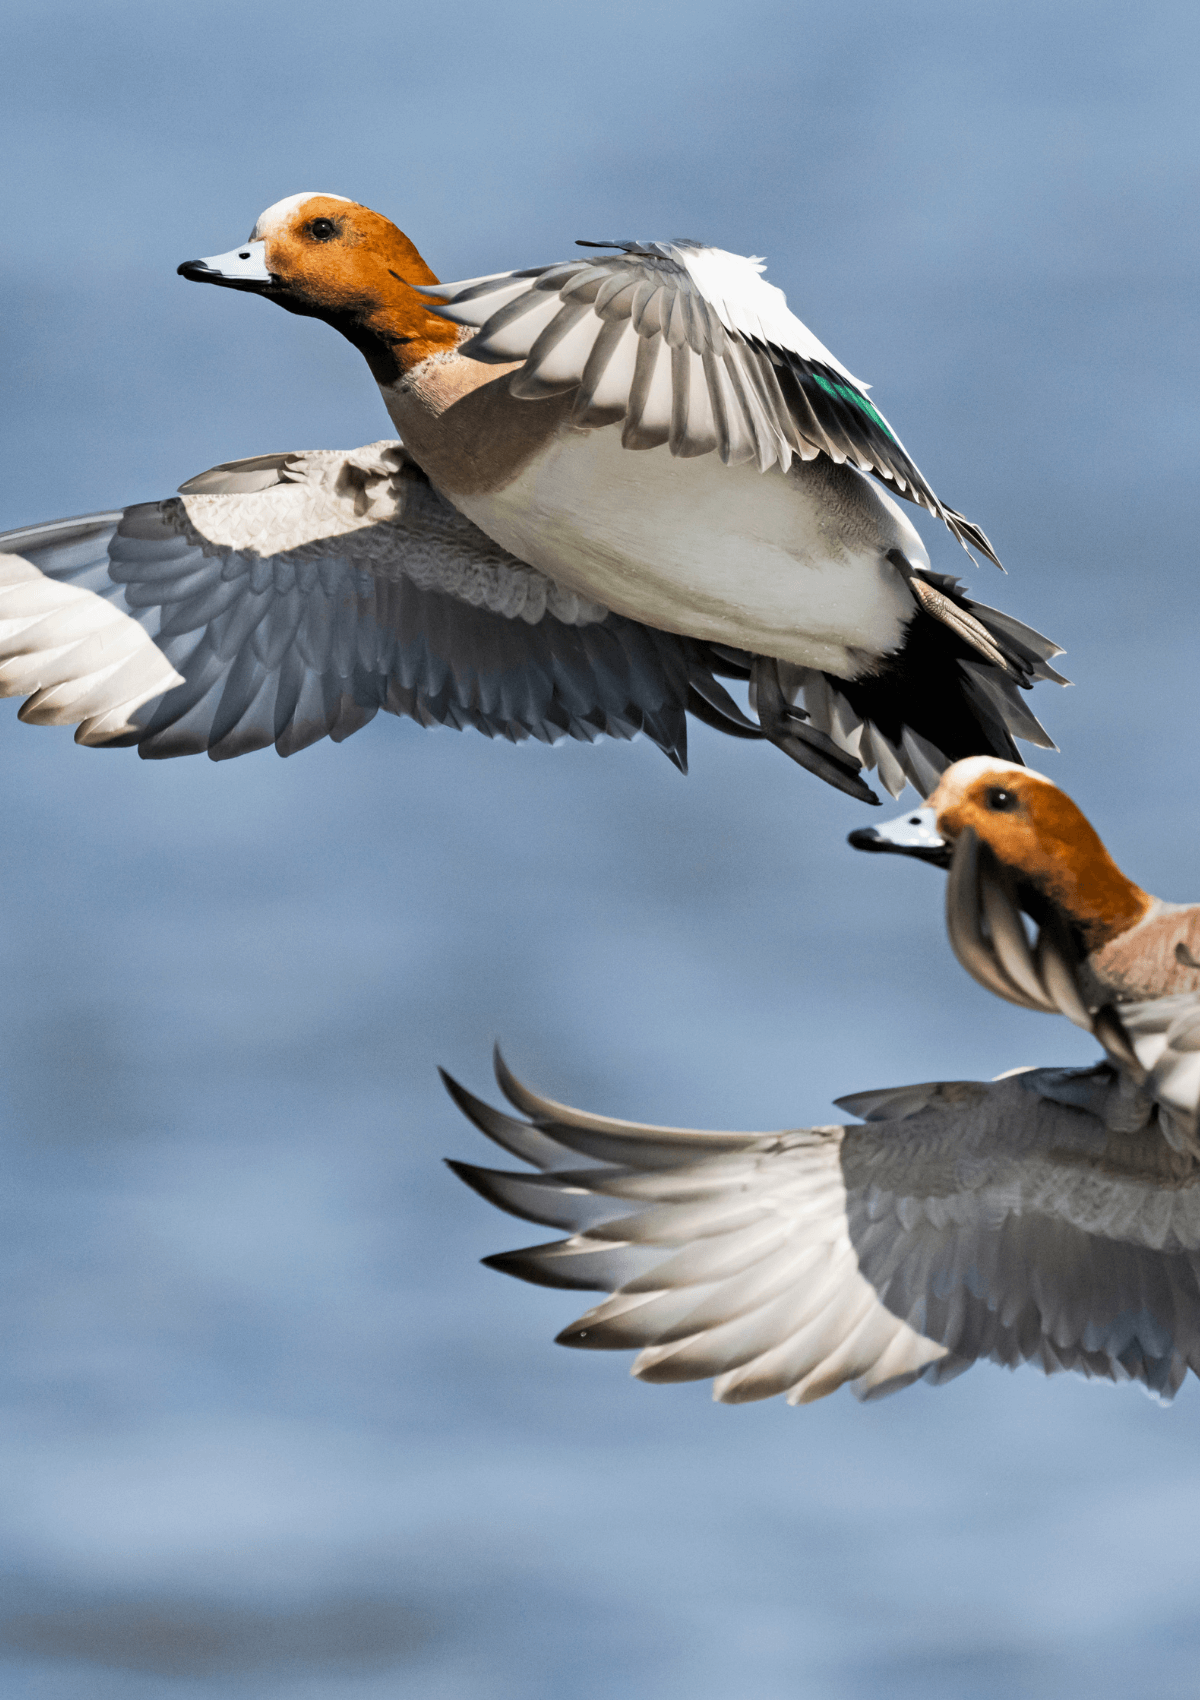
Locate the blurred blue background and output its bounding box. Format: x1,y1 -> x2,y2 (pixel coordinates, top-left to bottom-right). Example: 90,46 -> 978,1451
1,0 -> 1198,1693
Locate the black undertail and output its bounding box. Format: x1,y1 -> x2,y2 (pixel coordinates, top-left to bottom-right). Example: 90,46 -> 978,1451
678,575 -> 1061,800
840,613 -> 1016,762
835,571 -> 1060,767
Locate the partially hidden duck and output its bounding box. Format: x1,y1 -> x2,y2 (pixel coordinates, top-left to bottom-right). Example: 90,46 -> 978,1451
0,194 -> 1063,798
851,757 -> 1200,1152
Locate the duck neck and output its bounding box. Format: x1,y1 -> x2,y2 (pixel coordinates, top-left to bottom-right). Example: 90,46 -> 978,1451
287,248 -> 462,387
1032,816 -> 1152,952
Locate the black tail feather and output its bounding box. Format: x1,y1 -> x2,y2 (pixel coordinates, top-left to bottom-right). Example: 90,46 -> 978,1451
833,581 -> 1061,771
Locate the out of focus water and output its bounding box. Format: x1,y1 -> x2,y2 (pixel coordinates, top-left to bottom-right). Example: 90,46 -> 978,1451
1,1 -> 1199,1693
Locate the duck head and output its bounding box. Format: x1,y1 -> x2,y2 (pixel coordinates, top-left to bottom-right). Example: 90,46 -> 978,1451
850,756 -> 1151,951
177,193 -> 459,383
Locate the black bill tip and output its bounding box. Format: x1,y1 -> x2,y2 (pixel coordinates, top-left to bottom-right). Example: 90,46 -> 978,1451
846,827 -> 952,868
177,259 -> 272,293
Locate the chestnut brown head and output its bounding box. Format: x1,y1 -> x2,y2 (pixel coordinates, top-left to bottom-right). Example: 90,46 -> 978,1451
178,192 -> 459,381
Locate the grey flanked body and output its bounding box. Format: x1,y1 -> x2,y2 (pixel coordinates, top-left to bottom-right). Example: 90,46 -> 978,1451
447,1053 -> 1200,1406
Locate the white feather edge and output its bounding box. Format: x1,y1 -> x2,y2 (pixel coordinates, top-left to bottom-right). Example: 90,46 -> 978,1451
0,440 -> 621,747
671,246 -> 866,387
460,1060 -> 1200,1405
424,244 -> 869,391
0,553 -> 183,739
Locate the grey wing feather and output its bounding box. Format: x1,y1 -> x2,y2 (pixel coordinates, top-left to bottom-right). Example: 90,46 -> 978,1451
446,1058 -> 1200,1406
428,252 -> 802,473
425,243 -> 1002,564
0,442 -> 729,768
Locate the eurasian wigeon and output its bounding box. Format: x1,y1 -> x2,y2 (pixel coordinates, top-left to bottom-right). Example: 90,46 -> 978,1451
170,193 -> 1069,800
852,757 -> 1200,1153
0,191 -> 1064,794
445,1048 -> 1200,1405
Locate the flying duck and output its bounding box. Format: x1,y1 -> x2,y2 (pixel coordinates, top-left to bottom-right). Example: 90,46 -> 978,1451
0,194 -> 1064,799
851,757 -> 1200,1153
445,1047 -> 1200,1406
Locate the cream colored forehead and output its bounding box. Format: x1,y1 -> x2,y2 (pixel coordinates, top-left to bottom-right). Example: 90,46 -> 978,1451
930,756 -> 1051,805
250,192 -> 354,239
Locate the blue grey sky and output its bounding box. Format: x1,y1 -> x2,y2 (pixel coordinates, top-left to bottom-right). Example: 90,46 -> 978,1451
1,2 -> 1199,1694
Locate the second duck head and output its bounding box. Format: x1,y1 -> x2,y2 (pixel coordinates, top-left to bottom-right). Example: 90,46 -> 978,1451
849,756 -> 1151,952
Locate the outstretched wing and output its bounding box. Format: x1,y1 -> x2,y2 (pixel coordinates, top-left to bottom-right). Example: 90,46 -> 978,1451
423,242 -> 999,565
0,441 -> 747,766
446,1056 -> 1200,1406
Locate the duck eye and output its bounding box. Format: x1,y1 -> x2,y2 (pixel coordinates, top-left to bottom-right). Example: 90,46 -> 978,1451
307,218 -> 337,242
985,787 -> 1017,811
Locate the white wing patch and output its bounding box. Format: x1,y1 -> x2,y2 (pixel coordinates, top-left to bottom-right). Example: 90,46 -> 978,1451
0,532 -> 184,743
672,245 -> 861,383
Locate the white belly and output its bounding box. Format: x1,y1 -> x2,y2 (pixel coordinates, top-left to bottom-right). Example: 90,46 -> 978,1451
446,426 -> 926,673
